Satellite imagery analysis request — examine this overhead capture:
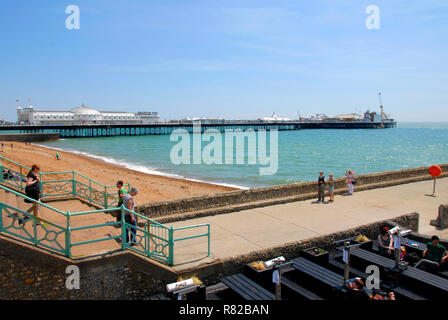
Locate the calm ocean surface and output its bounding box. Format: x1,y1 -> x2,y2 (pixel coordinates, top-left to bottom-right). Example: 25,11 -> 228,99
39,122 -> 448,189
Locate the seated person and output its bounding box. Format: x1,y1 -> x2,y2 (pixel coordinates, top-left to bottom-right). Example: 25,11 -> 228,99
347,277 -> 370,301
415,235 -> 448,273
378,226 -> 395,256
371,290 -> 396,300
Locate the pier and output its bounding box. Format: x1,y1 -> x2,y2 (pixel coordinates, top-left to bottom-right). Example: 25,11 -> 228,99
0,120 -> 397,138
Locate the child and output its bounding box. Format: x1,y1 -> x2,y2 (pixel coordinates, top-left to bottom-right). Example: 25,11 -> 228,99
346,169 -> 355,195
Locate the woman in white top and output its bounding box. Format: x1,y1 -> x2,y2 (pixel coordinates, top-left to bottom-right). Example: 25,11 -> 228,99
346,169 -> 355,195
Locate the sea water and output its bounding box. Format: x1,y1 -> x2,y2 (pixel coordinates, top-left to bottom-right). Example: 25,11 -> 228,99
38,123 -> 448,189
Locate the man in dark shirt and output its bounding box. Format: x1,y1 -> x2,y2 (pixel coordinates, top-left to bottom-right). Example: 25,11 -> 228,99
415,235 -> 448,273
317,172 -> 326,202
424,236 -> 448,263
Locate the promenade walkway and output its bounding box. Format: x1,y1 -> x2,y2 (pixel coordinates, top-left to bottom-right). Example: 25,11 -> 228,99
168,177 -> 448,271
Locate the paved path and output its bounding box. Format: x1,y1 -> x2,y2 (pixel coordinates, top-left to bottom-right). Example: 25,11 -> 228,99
169,177 -> 448,271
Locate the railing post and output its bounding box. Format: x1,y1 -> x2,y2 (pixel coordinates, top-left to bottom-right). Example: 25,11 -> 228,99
72,171 -> 76,197
89,180 -> 92,203
104,186 -> 108,208
169,227 -> 174,266
33,201 -> 38,245
39,172 -> 43,197
145,220 -> 150,256
0,164 -> 4,183
19,167 -> 23,190
0,204 -> 3,233
66,211 -> 71,258
121,206 -> 126,250
207,224 -> 211,257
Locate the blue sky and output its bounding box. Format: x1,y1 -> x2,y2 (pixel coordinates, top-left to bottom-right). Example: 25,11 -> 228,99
0,0 -> 447,122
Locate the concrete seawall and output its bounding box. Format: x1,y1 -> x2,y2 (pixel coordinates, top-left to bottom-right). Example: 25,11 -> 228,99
0,133 -> 60,142
137,164 -> 448,221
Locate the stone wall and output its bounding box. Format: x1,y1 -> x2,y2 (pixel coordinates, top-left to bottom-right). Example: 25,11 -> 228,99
137,165 -> 448,220
0,235 -> 177,300
0,133 -> 60,142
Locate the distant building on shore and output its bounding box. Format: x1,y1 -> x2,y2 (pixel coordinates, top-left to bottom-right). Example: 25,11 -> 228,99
16,105 -> 161,125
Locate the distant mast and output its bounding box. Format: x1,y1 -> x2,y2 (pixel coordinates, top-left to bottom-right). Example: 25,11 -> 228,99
378,92 -> 384,123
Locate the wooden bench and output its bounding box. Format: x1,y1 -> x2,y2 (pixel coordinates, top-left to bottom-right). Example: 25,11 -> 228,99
372,239 -> 448,279
328,255 -> 427,300
220,273 -> 275,300
290,257 -> 347,297
349,247 -> 448,298
281,276 -> 324,300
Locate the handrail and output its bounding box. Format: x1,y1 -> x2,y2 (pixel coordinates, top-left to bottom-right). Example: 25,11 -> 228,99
173,223 -> 211,259
70,207 -> 121,216
0,155 -> 31,171
0,155 -> 130,208
41,171 -> 73,175
0,202 -> 66,230
122,207 -> 168,228
0,184 -> 67,216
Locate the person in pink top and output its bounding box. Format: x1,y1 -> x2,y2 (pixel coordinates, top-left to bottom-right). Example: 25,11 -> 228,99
346,169 -> 355,195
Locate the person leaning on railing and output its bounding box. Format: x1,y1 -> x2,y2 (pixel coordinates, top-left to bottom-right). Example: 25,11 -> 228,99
123,187 -> 139,246
22,164 -> 42,225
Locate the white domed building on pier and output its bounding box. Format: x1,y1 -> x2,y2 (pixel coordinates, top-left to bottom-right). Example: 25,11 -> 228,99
17,105 -> 160,125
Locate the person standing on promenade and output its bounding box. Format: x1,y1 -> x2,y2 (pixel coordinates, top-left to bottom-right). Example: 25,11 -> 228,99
56,152 -> 60,160
328,173 -> 335,202
123,187 -> 139,246
116,180 -> 128,222
346,169 -> 355,195
317,172 -> 326,202
23,164 -> 42,225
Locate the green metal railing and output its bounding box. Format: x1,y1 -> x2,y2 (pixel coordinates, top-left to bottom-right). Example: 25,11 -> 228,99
0,156 -> 30,192
0,184 -> 211,265
0,184 -> 70,256
0,155 -> 130,209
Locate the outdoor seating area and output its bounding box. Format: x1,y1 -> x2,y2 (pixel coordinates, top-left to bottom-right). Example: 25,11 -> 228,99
166,234 -> 448,301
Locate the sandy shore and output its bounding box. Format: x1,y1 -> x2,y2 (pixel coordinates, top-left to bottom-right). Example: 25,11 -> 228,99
0,141 -> 237,204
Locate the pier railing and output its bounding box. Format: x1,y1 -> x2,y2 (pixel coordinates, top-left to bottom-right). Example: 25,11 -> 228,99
0,155 -> 130,209
0,184 -> 210,265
